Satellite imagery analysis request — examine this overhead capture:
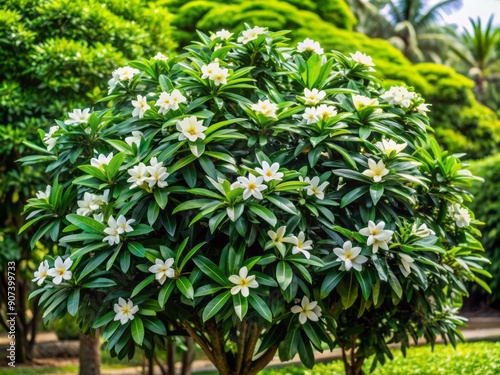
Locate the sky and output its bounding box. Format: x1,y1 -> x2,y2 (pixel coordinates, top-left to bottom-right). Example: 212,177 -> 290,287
436,0 -> 500,30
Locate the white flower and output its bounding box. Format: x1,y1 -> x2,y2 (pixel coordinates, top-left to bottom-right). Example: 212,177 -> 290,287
201,62 -> 220,79
43,125 -> 59,151
102,215 -> 121,245
303,88 -> 326,106
237,26 -> 266,44
211,29 -> 233,41
362,159 -> 390,183
131,95 -> 151,119
47,256 -> 73,285
333,241 -> 368,272
153,52 -> 168,61
375,139 -> 407,156
288,231 -> 313,259
77,192 -> 100,216
32,260 -> 50,286
411,223 -> 435,237
352,95 -> 379,111
156,89 -> 187,114
177,116 -> 207,142
416,103 -> 431,115
36,185 -> 51,200
399,253 -> 415,277
113,298 -> 139,325
350,51 -> 375,67
300,176 -> 329,200
454,207 -> 471,228
125,131 -> 143,147
297,38 -> 324,54
229,267 -> 259,297
255,161 -> 283,182
380,86 -> 417,108
127,162 -> 148,189
116,215 -> 135,234
268,226 -> 294,245
291,296 -> 322,324
145,157 -> 169,188
91,152 -> 113,170
267,226 -> 293,256
149,258 -> 175,285
315,104 -> 338,121
359,220 -> 394,254
65,108 -> 91,126
302,107 -> 320,124
251,99 -> 278,119
211,67 -> 229,86
108,67 -> 140,93
231,174 -> 267,200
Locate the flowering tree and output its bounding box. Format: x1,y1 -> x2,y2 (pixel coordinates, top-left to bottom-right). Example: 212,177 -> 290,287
21,27 -> 489,375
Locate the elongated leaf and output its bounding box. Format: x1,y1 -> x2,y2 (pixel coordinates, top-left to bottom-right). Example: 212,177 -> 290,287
248,293 -> 273,322
387,267 -> 403,299
131,316 -> 145,345
142,317 -> 167,336
66,214 -> 106,234
67,289 -> 80,316
248,204 -> 277,226
265,195 -> 299,215
93,310 -> 115,329
340,186 -> 369,208
131,275 -> 156,298
158,279 -> 176,308
320,271 -> 344,299
193,256 -> 228,286
176,276 -> 194,299
82,277 -> 116,288
369,184 -> 384,205
202,291 -> 231,321
128,242 -> 146,257
276,261 -> 293,290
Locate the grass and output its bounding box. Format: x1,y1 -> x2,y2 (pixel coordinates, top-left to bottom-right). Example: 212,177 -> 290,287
261,341 -> 500,375
1,341 -> 499,375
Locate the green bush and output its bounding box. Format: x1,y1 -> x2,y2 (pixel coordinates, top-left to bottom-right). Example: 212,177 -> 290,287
468,154 -> 500,303
261,342 -> 500,375
0,0 -> 175,362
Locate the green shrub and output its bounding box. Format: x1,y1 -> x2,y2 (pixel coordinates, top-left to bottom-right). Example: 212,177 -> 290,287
468,154 -> 500,303
0,0 -> 175,362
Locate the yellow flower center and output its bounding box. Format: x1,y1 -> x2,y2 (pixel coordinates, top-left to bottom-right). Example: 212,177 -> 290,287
188,125 -> 197,136
122,306 -> 130,314
58,268 -> 66,276
247,182 -> 256,190
239,278 -> 249,287
266,170 -> 273,177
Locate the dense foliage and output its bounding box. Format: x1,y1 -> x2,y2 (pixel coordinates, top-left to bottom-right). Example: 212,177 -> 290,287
468,154 -> 500,303
22,27 -> 488,375
161,0 -> 500,159
0,0 -> 175,362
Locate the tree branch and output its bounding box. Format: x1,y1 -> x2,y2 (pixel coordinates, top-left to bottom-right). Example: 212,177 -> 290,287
248,342 -> 280,375
182,322 -> 215,364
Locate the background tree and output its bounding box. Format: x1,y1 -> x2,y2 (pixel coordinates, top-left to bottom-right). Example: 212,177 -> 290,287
0,0 -> 175,365
449,16 -> 500,108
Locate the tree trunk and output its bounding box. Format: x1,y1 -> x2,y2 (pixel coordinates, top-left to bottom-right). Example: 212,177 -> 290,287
79,330 -> 101,375
183,320 -> 280,375
340,344 -> 366,375
167,339 -> 176,375
181,337 -> 194,375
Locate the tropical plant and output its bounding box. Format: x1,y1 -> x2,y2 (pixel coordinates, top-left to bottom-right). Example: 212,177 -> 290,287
449,16 -> 500,107
0,0 -> 175,364
369,0 -> 463,62
21,27 -> 488,375
467,154 -> 500,305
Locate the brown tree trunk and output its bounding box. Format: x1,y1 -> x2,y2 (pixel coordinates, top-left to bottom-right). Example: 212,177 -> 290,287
340,341 -> 366,375
167,339 -> 176,375
79,330 -> 101,375
183,319 -> 280,375
181,337 -> 194,375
